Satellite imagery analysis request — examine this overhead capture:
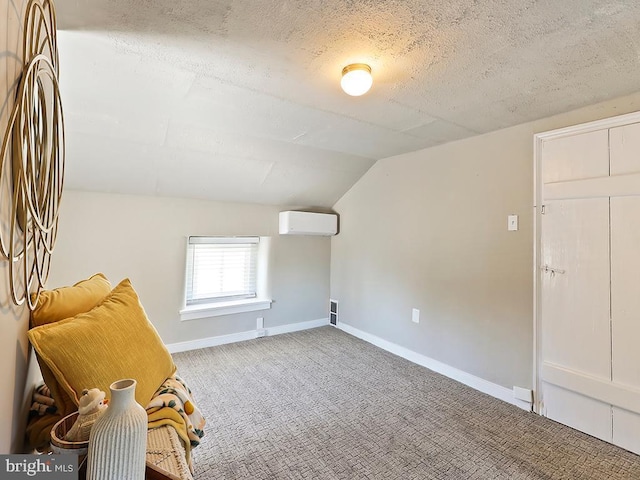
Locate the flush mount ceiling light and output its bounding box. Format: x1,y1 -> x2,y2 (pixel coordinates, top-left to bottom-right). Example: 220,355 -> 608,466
341,63 -> 372,96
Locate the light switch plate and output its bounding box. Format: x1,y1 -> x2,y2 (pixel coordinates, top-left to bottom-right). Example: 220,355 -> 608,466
508,215 -> 519,231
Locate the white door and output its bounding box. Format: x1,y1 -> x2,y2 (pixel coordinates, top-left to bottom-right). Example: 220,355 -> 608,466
538,121 -> 640,454
609,122 -> 640,454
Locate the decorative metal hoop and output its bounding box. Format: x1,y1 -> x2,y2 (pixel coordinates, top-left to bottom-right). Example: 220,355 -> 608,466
0,0 -> 64,309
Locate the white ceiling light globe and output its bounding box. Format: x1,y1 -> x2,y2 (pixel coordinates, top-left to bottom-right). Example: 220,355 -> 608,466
341,64 -> 373,96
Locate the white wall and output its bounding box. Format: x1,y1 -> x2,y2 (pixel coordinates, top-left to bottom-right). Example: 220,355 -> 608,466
331,91 -> 640,391
48,191 -> 331,345
0,0 -> 45,454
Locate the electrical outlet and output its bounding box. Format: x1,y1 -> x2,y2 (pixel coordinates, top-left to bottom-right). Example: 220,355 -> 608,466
256,317 -> 264,329
412,308 -> 420,324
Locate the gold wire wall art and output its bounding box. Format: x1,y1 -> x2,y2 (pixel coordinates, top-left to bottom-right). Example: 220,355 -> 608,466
0,0 -> 64,309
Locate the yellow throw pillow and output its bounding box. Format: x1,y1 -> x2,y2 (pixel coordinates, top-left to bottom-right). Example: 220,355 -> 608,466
28,278 -> 176,410
30,273 -> 113,415
30,273 -> 112,328
36,360 -> 76,417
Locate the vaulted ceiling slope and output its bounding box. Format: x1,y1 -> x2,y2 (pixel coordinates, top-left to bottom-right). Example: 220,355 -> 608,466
55,0 -> 640,207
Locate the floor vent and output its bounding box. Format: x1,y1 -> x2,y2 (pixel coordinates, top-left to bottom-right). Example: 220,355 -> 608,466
329,299 -> 338,325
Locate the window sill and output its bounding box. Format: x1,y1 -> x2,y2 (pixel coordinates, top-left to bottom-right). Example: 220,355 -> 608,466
179,298 -> 272,321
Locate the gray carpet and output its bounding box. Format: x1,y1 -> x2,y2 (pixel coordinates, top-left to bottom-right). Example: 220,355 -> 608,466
173,326 -> 640,479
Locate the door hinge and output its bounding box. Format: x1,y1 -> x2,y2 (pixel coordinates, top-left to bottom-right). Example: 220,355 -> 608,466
542,265 -> 565,276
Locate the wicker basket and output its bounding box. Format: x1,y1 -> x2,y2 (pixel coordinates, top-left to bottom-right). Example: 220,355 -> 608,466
50,412 -> 89,456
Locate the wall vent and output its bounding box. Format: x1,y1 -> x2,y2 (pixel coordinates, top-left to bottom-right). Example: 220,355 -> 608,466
329,299 -> 338,325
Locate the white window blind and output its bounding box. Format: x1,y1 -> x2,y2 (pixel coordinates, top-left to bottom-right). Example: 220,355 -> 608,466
185,236 -> 259,305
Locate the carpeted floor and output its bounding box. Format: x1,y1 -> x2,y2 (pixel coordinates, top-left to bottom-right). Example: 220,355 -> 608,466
173,326 -> 640,479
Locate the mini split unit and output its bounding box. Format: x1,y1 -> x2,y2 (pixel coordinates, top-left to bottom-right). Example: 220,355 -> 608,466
279,211 -> 338,236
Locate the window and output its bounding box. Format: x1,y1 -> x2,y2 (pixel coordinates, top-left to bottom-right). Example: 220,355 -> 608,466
181,236 -> 271,321
185,236 -> 259,305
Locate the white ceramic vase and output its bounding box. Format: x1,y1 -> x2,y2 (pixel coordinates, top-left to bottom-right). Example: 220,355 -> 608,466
87,379 -> 147,480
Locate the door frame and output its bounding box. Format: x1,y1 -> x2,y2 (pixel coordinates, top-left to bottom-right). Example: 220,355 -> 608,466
532,110 -> 640,415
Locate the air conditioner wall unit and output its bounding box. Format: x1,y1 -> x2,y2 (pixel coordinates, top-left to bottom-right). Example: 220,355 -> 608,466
279,211 -> 338,236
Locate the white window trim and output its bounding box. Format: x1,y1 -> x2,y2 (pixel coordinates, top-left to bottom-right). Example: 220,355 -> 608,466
179,298 -> 272,321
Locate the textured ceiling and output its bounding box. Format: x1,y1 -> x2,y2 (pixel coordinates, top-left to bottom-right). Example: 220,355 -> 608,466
55,0 -> 640,207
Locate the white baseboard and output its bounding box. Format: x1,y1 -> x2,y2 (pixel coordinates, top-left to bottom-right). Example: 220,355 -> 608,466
166,330 -> 256,354
166,318 -> 329,354
266,317 -> 329,336
336,322 -> 532,412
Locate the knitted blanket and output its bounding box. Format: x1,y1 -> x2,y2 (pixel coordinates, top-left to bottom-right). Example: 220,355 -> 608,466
146,375 -> 206,465
29,383 -> 57,417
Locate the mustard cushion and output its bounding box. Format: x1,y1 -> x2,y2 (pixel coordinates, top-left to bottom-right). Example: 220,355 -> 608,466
36,360 -> 76,417
30,273 -> 112,328
28,278 -> 176,409
30,273 -> 113,415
